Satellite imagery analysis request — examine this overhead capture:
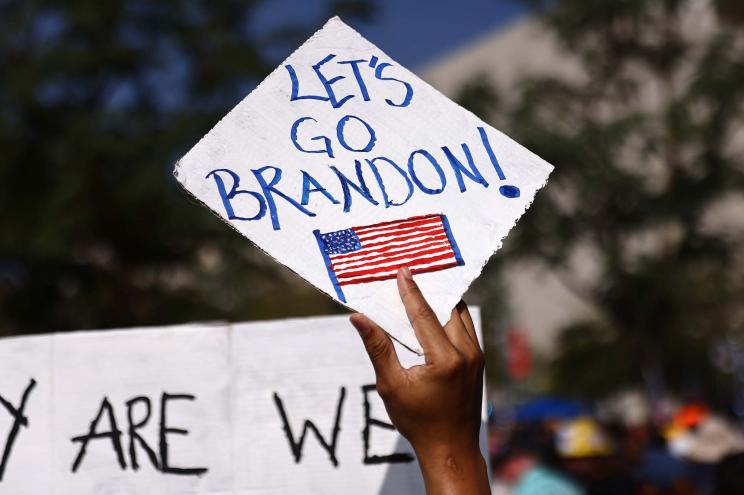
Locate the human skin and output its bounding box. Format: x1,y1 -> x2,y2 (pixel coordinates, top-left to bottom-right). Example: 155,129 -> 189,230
350,267 -> 490,495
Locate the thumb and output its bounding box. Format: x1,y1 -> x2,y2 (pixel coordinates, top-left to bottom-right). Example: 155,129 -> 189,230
350,313 -> 403,382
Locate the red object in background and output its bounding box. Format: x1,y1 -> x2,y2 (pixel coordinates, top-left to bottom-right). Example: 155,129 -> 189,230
673,403 -> 710,428
506,328 -> 532,380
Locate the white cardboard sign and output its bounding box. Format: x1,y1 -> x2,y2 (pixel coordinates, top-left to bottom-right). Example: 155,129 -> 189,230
0,313 -> 487,494
174,17 -> 552,352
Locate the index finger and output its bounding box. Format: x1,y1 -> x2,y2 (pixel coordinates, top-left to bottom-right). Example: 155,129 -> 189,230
350,313 -> 404,385
396,267 -> 455,359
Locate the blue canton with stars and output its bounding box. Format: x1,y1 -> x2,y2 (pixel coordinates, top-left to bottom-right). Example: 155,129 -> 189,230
320,228 -> 362,255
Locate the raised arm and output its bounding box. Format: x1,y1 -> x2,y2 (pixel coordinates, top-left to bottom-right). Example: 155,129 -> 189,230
350,267 -> 489,495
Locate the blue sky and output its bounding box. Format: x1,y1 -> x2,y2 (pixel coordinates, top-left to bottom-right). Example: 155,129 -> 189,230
253,0 -> 525,69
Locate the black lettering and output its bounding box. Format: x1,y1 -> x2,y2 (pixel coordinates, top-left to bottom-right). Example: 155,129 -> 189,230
361,384 -> 414,464
71,397 -> 126,472
126,396 -> 160,471
0,378 -> 36,481
159,393 -> 208,476
273,387 -> 346,467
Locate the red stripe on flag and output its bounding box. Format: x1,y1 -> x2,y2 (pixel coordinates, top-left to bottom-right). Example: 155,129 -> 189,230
330,234 -> 450,262
332,240 -> 450,269
337,261 -> 462,286
358,223 -> 445,241
336,252 -> 457,280
333,244 -> 453,273
357,229 -> 447,251
356,222 -> 444,242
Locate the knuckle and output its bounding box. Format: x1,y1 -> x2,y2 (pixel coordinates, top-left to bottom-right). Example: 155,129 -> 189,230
439,353 -> 466,376
402,284 -> 422,300
410,305 -> 435,326
366,336 -> 391,362
469,348 -> 485,368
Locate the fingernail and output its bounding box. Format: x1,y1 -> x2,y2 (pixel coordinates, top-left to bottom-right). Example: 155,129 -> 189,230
401,266 -> 413,281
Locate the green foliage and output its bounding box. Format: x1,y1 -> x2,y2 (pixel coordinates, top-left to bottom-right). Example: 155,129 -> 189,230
0,0 -> 374,336
455,74 -> 502,123
548,321 -> 639,397
463,0 -> 744,402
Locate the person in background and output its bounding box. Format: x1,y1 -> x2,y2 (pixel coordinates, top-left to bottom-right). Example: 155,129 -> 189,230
634,428 -> 696,495
487,406 -> 518,495
350,267 -> 490,495
492,423 -> 585,495
673,416 -> 744,495
557,418 -> 634,495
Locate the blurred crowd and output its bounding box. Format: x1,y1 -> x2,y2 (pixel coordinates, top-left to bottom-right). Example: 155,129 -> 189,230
488,398 -> 744,495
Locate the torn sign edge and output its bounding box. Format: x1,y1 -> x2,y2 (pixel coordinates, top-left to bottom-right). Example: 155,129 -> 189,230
172,16 -> 554,355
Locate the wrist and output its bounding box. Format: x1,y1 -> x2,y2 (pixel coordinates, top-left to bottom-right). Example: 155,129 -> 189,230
414,441 -> 489,495
414,438 -> 481,462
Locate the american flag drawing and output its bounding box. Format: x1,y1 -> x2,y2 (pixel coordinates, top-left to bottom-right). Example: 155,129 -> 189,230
313,214 -> 464,303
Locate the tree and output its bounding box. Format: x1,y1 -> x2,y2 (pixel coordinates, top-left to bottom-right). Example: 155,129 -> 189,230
0,0 -> 374,336
462,0 -> 744,404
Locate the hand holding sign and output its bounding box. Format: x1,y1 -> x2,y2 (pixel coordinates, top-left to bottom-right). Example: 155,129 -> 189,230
174,17 -> 553,352
351,268 -> 490,494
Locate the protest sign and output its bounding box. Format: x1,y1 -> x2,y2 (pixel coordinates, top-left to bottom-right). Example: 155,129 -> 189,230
0,312 -> 487,494
174,17 -> 553,352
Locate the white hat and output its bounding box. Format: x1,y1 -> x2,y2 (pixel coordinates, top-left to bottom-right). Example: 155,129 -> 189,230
674,416 -> 744,463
